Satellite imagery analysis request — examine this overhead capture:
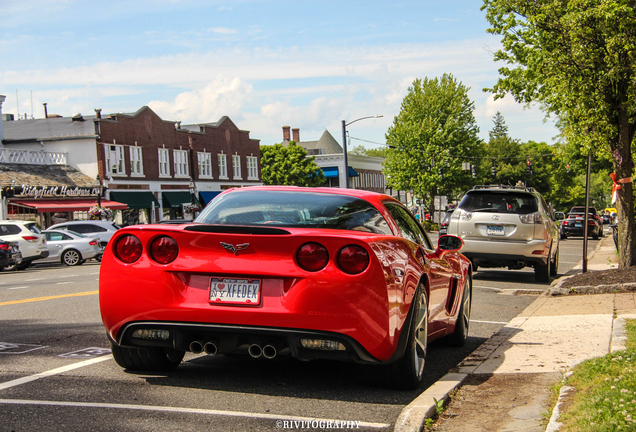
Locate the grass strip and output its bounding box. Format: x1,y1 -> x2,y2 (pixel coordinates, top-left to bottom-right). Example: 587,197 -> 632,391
559,319 -> 636,431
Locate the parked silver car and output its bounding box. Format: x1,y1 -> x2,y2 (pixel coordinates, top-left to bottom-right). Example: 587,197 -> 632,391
40,229 -> 103,266
46,221 -> 120,248
446,185 -> 560,283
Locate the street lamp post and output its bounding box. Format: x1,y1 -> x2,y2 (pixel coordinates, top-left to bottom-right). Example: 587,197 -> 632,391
341,115 -> 383,188
94,174 -> 104,207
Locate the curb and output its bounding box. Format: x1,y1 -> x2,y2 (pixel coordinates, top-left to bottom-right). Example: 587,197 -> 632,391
394,235 -> 619,432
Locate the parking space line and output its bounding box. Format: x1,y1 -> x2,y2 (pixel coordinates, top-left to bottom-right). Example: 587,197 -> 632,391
25,278 -> 45,282
0,355 -> 111,391
0,290 -> 99,306
8,286 -> 30,290
56,282 -> 75,285
472,319 -> 509,325
0,399 -> 391,428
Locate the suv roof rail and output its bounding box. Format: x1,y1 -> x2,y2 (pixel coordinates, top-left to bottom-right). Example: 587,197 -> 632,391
471,185 -> 536,193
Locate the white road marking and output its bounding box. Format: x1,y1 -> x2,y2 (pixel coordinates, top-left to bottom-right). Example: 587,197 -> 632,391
0,399 -> 391,428
8,286 -> 30,290
471,319 -> 509,325
56,282 -> 74,285
0,356 -> 111,391
25,278 -> 44,282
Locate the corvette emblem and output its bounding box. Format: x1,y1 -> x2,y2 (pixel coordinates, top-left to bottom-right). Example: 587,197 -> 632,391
220,242 -> 250,255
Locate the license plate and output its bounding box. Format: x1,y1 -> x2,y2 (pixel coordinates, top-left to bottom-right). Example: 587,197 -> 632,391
209,277 -> 261,305
575,222 -> 582,227
487,225 -> 505,236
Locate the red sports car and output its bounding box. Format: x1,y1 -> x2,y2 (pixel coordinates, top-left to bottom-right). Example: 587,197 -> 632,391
100,186 -> 472,389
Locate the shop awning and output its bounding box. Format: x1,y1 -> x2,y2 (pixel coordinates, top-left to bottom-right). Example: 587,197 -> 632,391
321,167 -> 339,178
109,191 -> 160,210
162,191 -> 194,208
10,199 -> 128,213
321,166 -> 359,178
199,191 -> 222,205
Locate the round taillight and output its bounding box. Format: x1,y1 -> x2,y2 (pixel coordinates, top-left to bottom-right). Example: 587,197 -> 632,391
114,235 -> 143,264
296,242 -> 329,272
149,236 -> 179,264
337,245 -> 369,275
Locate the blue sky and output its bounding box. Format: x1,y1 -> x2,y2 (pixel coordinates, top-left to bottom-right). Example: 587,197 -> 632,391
1,0 -> 559,149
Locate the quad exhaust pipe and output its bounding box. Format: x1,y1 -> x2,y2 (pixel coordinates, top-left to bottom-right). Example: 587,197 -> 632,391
248,344 -> 263,358
189,341 -> 203,354
203,342 -> 218,356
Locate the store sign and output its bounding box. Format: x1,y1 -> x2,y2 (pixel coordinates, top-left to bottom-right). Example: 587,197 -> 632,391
18,185 -> 101,199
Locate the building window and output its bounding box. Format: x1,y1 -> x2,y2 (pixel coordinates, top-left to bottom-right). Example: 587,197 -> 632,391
198,152 -> 212,178
247,156 -> 258,180
232,155 -> 242,180
130,146 -> 144,176
106,145 -> 125,175
218,154 -> 228,179
174,149 -> 189,177
158,149 -> 170,177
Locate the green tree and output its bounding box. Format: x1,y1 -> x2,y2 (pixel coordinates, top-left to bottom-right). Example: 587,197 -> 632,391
260,142 -> 325,187
482,0 -> 636,267
384,74 -> 480,214
349,144 -> 387,158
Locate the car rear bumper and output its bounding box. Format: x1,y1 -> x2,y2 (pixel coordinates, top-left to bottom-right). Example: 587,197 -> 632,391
115,321 -> 382,364
459,239 -> 549,268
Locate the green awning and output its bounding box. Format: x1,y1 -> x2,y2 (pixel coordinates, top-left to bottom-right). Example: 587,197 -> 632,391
109,191 -> 160,210
162,191 -> 194,208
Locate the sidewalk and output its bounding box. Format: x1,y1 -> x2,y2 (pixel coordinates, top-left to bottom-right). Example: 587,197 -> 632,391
395,234 -> 636,432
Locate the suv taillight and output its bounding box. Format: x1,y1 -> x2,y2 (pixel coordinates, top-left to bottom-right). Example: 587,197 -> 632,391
22,236 -> 39,242
0,244 -> 12,251
457,208 -> 473,221
519,211 -> 544,224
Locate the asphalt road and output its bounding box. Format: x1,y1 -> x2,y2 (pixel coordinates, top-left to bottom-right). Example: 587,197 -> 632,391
0,230 -> 602,431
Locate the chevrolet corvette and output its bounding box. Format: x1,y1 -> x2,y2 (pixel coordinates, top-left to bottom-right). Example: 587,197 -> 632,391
100,186 -> 472,389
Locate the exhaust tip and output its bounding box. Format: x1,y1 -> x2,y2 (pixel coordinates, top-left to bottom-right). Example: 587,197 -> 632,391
248,344 -> 262,358
189,341 -> 203,354
262,345 -> 277,359
203,342 -> 218,356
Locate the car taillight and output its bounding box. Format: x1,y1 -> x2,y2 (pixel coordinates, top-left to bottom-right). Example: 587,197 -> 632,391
0,244 -> 11,251
296,242 -> 329,272
337,245 -> 369,275
114,235 -> 143,264
519,211 -> 544,224
89,240 -> 98,246
149,236 -> 179,264
22,236 -> 39,242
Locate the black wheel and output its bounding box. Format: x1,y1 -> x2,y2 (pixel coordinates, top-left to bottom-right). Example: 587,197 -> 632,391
110,341 -> 184,372
560,233 -> 567,240
16,261 -> 31,271
599,226 -> 604,237
535,252 -> 551,283
550,247 -> 559,277
445,275 -> 472,347
592,231 -> 599,240
388,285 -> 428,390
62,249 -> 82,266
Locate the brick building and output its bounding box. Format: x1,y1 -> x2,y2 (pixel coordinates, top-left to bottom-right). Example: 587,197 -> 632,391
0,97 -> 261,227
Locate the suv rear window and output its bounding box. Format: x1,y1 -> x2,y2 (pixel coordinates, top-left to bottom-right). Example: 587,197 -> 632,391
458,192 -> 538,215
0,225 -> 22,235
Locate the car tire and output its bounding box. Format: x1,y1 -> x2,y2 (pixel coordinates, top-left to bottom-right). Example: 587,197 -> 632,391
387,285 -> 428,390
16,261 -> 31,271
62,249 -> 82,266
550,247 -> 559,277
535,253 -> 551,283
560,233 -> 567,240
110,341 -> 184,372
444,275 -> 472,347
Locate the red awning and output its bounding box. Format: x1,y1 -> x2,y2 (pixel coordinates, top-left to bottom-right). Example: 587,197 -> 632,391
10,199 -> 128,213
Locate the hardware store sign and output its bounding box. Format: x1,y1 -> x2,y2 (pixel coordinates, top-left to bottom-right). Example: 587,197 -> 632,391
20,186 -> 100,199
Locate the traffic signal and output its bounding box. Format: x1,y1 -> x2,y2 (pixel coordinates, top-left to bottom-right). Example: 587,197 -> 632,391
491,164 -> 497,177
471,164 -> 477,178
438,168 -> 443,180
566,164 -> 571,173
526,160 -> 533,175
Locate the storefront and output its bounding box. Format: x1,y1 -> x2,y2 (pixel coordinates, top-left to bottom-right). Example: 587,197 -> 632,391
162,191 -> 197,220
108,191 -> 160,225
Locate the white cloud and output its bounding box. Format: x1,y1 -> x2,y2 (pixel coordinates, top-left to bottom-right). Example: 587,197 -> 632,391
148,76 -> 253,123
209,27 -> 238,35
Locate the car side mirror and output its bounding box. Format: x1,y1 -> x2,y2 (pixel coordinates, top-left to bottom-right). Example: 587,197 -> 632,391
438,235 -> 463,252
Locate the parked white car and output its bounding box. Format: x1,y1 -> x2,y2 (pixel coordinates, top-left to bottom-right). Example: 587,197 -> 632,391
0,220 -> 49,270
47,221 -> 120,248
40,229 -> 103,266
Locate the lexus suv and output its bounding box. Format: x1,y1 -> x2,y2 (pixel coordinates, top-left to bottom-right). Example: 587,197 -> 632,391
446,185 -> 560,283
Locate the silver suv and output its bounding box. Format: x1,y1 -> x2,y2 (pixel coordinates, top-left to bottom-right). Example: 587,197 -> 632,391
446,185 -> 559,282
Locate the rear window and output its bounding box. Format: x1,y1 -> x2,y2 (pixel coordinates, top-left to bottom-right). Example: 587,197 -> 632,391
196,190 -> 392,234
0,225 -> 22,236
25,223 -> 41,234
458,192 -> 538,214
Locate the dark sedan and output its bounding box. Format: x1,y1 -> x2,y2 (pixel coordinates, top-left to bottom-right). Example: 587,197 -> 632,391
0,240 -> 22,271
561,213 -> 604,239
